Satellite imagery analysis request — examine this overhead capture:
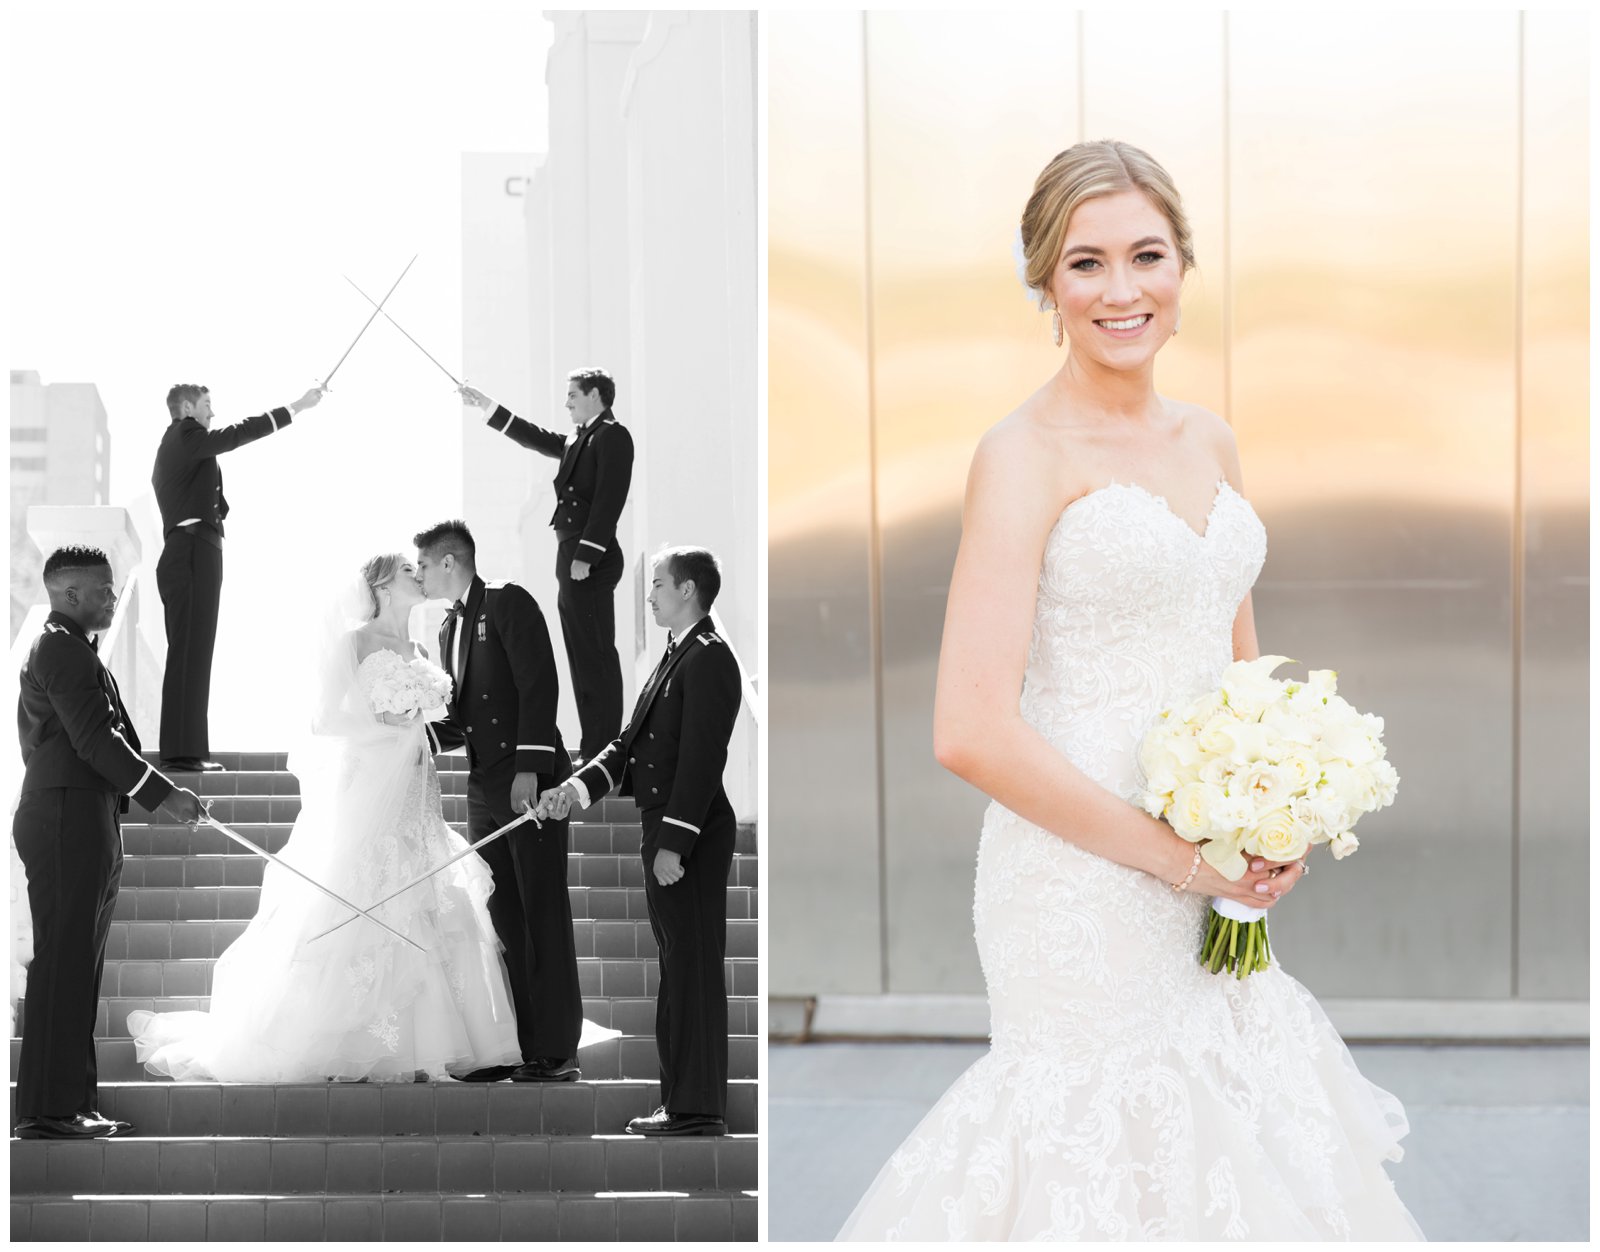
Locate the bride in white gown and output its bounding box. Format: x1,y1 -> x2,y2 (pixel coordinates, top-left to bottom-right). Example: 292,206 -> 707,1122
128,554 -> 523,1082
838,143 -> 1423,1240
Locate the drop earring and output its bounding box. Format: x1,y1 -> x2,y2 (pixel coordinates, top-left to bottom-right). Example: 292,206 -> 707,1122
1051,308 -> 1064,348
1172,309 -> 1182,338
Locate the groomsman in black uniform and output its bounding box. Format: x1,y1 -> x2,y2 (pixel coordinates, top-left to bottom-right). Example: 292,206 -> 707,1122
459,371 -> 634,760
13,547 -> 201,1139
412,520 -> 585,1082
539,547 -> 742,1136
151,382 -> 322,770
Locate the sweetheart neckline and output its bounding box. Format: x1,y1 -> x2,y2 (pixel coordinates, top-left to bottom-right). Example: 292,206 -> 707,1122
1055,478 -> 1237,542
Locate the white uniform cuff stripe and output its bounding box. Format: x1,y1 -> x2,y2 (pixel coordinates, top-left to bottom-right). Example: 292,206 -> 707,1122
517,744 -> 552,752
269,409 -> 281,431
133,762 -> 154,794
661,816 -> 700,834
594,761 -> 615,793
579,539 -> 605,550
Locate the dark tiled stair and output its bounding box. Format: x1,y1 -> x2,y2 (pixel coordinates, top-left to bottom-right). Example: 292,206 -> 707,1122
10,751 -> 759,1241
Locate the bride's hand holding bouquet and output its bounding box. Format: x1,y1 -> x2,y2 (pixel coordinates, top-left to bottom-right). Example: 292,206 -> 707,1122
1140,656 -> 1399,978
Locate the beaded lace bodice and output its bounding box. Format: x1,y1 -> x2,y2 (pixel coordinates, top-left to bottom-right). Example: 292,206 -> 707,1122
1020,479 -> 1265,804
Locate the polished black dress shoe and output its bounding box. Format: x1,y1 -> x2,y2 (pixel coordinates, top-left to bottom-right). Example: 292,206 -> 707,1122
625,1107 -> 726,1137
510,1057 -> 580,1083
14,1113 -> 117,1140
450,1064 -> 519,1082
83,1110 -> 134,1136
159,757 -> 202,772
194,759 -> 226,771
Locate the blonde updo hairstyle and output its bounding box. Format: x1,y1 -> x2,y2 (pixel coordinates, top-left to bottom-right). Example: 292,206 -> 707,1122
1020,140 -> 1195,311
360,552 -> 406,620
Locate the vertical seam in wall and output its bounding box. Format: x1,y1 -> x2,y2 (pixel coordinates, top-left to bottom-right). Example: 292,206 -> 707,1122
1222,14 -> 1233,425
1076,12 -> 1086,138
1510,12 -> 1525,999
860,14 -> 892,996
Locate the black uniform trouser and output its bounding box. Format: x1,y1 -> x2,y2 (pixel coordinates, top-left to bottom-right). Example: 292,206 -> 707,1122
641,792 -> 735,1119
156,528 -> 223,760
467,753 -> 583,1061
13,788 -> 122,1119
555,535 -> 624,761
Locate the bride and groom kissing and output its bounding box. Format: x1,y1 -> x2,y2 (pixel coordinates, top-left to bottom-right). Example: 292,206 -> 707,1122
130,521 -> 741,1136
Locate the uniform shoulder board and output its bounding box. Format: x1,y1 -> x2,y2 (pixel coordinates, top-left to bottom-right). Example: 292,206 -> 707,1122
696,631 -> 722,647
485,579 -> 517,590
601,416 -> 618,426
42,621 -> 68,635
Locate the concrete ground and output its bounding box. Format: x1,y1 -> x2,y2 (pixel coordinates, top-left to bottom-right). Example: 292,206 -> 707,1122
768,1041 -> 1589,1242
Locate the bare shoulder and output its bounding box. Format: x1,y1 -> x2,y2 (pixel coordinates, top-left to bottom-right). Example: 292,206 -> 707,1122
1172,400 -> 1244,480
350,628 -> 401,665
967,406 -> 1060,514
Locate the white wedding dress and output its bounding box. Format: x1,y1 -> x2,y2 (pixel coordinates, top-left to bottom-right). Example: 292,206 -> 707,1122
839,481 -> 1423,1241
128,638 -> 522,1082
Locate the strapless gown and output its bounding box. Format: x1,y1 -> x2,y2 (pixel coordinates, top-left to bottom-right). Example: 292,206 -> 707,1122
838,481 -> 1424,1241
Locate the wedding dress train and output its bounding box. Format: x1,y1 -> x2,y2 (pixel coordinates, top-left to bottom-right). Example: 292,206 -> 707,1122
838,481 -> 1423,1240
128,641 -> 523,1082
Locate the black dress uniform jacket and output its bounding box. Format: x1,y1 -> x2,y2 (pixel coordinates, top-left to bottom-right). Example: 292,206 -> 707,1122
424,575 -> 583,1061
485,405 -> 634,560
151,407 -> 292,540
424,575 -> 568,781
571,614 -> 743,1117
18,612 -> 173,813
572,616 -> 742,854
14,611 -> 174,1120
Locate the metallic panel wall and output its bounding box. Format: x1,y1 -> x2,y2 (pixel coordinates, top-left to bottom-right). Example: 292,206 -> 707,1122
1227,15 -> 1519,997
769,13 -> 882,992
769,13 -> 1588,1009
1516,13 -> 1589,1000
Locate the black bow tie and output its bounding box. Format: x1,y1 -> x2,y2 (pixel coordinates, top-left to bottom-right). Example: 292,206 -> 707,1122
445,600 -> 464,621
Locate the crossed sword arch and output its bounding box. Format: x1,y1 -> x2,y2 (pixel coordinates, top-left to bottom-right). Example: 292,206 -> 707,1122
198,254 -> 528,950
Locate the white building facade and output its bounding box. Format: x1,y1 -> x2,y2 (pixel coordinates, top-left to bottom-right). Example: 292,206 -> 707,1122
463,12 -> 758,815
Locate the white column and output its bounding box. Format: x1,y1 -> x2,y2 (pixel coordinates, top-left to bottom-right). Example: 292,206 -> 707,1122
620,13 -> 759,817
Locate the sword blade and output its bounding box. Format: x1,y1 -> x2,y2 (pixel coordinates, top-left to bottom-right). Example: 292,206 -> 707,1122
343,275 -> 462,386
321,253 -> 417,388
305,810 -> 537,946
202,815 -> 425,953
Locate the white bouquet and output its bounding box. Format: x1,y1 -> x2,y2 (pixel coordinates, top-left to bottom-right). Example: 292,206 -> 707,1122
364,651 -> 454,723
1137,656 -> 1399,977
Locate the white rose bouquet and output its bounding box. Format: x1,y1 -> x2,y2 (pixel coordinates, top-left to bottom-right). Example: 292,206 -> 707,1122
364,651 -> 454,723
1138,656 -> 1398,978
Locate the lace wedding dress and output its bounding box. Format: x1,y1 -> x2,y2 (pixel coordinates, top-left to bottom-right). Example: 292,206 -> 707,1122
839,481 -> 1423,1241
127,641 -> 522,1082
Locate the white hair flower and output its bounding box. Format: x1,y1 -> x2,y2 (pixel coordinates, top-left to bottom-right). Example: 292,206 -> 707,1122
1011,226 -> 1045,307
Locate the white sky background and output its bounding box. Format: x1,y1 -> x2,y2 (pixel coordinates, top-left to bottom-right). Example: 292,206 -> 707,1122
7,0 -> 551,746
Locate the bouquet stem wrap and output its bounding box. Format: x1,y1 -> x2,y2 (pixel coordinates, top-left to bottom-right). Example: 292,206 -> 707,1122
1201,897 -> 1270,978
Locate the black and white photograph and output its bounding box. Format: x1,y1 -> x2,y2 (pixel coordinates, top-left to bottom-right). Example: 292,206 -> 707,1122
8,4 -> 757,1241
767,10 -> 1587,1243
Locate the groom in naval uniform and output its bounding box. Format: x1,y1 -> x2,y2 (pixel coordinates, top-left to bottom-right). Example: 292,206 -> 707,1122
458,370 -> 633,760
13,547 -> 201,1139
151,382 -> 323,770
538,546 -> 742,1136
412,520 -> 585,1082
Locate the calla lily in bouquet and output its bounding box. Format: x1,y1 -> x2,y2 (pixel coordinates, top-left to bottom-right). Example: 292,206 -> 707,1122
1137,656 -> 1398,978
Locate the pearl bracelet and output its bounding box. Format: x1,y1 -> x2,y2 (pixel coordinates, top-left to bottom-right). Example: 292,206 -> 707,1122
1171,845 -> 1203,893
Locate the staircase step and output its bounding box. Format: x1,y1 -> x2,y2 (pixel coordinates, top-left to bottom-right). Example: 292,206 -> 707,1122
10,1077 -> 759,1137
13,1026 -> 759,1080
106,870 -> 758,920
119,817 -> 758,857
10,1130 -> 757,1197
10,1189 -> 757,1241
